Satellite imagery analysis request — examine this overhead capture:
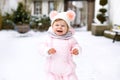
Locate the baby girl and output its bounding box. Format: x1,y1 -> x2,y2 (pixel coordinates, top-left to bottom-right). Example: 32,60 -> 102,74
40,10 -> 81,80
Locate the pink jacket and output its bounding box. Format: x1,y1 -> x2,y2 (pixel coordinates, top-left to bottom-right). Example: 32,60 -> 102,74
40,35 -> 81,76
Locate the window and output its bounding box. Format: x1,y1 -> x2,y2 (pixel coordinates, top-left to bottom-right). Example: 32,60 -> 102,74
34,1 -> 42,15
48,1 -> 54,13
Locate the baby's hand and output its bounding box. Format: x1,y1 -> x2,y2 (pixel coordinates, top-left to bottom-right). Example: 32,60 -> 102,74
48,48 -> 56,55
71,48 -> 79,55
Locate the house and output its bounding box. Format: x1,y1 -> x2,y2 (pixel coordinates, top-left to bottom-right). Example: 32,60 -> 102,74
0,0 -> 120,31
18,0 -> 88,28
0,0 -> 91,30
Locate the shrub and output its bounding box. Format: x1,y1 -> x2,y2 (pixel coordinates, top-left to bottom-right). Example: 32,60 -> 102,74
96,0 -> 108,24
30,15 -> 50,31
2,13 -> 15,30
12,2 -> 30,25
0,11 -> 2,30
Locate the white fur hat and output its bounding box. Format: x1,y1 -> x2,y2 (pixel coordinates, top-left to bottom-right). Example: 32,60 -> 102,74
49,10 -> 76,28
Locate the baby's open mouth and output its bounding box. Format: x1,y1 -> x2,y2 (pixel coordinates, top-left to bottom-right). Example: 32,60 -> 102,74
56,30 -> 63,33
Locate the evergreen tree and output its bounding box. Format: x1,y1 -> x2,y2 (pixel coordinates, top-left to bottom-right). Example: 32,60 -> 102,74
12,2 -> 30,25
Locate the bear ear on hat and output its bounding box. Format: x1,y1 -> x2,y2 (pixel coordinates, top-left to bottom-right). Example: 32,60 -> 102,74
49,10 -> 58,20
66,10 -> 76,21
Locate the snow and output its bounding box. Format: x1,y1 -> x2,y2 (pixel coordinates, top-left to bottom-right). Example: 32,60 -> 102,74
0,28 -> 120,80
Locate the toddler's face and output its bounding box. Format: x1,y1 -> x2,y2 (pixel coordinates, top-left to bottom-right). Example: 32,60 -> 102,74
52,20 -> 68,36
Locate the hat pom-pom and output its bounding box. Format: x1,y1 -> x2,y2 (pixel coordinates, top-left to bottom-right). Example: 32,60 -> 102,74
66,10 -> 76,21
49,10 -> 58,20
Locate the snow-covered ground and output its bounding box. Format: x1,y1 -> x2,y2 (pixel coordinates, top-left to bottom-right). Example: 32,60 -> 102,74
0,28 -> 120,80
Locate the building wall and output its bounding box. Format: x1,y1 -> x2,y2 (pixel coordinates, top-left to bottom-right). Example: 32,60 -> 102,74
56,0 -> 64,12
0,0 -> 18,15
108,0 -> 120,27
42,0 -> 48,16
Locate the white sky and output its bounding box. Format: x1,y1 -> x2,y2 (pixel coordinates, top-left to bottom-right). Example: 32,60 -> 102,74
0,28 -> 120,80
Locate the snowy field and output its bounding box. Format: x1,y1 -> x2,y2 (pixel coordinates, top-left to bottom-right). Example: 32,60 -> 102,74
0,28 -> 120,80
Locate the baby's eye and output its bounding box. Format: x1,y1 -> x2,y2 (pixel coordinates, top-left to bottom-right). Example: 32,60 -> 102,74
61,25 -> 65,27
55,24 -> 59,26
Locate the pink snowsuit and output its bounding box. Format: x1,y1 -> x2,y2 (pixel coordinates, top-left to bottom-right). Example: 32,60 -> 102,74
41,35 -> 80,80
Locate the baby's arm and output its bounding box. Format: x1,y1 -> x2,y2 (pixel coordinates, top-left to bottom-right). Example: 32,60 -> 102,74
71,38 -> 82,55
39,36 -> 55,57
